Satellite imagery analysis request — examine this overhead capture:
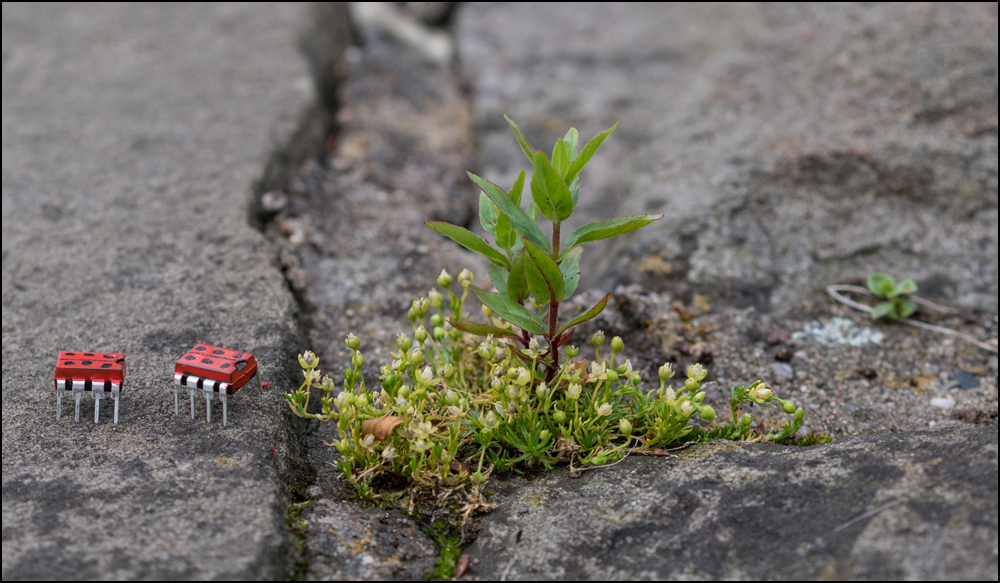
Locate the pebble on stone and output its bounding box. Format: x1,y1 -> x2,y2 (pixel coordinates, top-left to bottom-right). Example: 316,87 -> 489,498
771,363 -> 794,381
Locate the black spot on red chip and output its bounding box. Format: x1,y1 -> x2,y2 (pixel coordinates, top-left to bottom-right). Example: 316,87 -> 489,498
201,359 -> 213,365
185,356 -> 196,361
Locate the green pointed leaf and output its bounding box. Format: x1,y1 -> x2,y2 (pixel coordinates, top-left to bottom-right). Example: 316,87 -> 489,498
560,248 -> 582,301
563,128 -> 579,162
893,279 -> 918,297
449,320 -> 520,339
525,240 -> 564,302
867,273 -> 896,298
522,252 -> 551,304
564,215 -> 662,251
565,123 -> 619,185
468,172 -> 551,254
871,302 -> 895,320
489,264 -> 509,297
426,222 -> 510,268
472,287 -> 546,336
899,300 -> 918,319
479,192 -> 500,238
553,139 -> 571,176
559,294 -> 612,336
495,171 -> 525,250
531,152 -> 575,223
522,240 -> 563,305
509,169 -> 526,206
569,176 -> 580,206
504,115 -> 537,164
507,252 -> 529,303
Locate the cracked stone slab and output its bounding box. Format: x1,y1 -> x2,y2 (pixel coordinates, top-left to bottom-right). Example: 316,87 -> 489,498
459,2 -> 998,311
1,3 -> 349,579
464,426 -> 998,581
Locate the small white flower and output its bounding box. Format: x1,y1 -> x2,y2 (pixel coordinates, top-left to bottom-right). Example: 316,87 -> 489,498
589,362 -> 608,382
687,364 -> 707,382
567,383 -> 582,401
596,403 -> 613,417
417,367 -> 435,385
679,401 -> 696,416
382,446 -> 399,461
361,435 -> 376,449
447,406 -> 464,418
459,269 -> 474,286
658,363 -> 675,381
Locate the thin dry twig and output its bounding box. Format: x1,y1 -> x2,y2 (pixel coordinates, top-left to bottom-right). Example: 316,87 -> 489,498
500,557 -> 517,582
827,286 -> 998,354
834,501 -> 900,533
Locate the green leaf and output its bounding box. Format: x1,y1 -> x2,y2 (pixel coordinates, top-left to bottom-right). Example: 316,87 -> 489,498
489,264 -> 509,297
479,192 -> 500,238
523,240 -> 564,305
871,302 -> 896,320
559,294 -> 611,335
531,152 -> 575,223
504,115 -> 537,164
559,248 -> 582,301
565,123 -> 619,185
899,299 -> 918,319
507,252 -> 529,303
425,222 -> 510,268
564,215 -> 662,251
552,139 -> 571,176
472,287 -> 546,336
569,176 -> 580,206
449,320 -> 520,339
867,273 -> 896,298
563,128 -> 579,162
495,171 -> 525,250
893,279 -> 918,297
509,169 -> 526,206
468,172 -> 552,254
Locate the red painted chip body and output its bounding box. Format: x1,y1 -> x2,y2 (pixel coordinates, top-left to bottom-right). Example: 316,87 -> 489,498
54,351 -> 126,424
172,344 -> 261,427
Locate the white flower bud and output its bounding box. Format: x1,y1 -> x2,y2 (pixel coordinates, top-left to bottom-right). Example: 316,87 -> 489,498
459,269 -> 474,287
428,289 -> 444,307
515,368 -> 532,387
658,363 -> 675,381
596,403 -> 613,417
536,382 -> 549,399
345,334 -> 361,350
417,367 -> 434,385
687,364 -> 707,382
437,269 -> 453,288
529,337 -> 541,352
680,401 -> 696,416
567,383 -> 582,400
484,411 -> 498,428
415,326 -> 428,343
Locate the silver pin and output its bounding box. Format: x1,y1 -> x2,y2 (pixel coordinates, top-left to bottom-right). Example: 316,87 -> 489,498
189,389 -> 197,419
221,394 -> 229,427
174,391 -> 180,415
205,393 -> 212,423
74,391 -> 82,423
56,386 -> 65,422
112,385 -> 121,425
93,385 -> 104,424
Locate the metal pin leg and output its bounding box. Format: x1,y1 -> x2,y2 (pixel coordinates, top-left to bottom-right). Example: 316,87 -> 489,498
74,392 -> 82,423
57,390 -> 64,422
112,387 -> 120,425
190,389 -> 196,420
205,393 -> 213,423
94,395 -> 101,424
221,394 -> 228,428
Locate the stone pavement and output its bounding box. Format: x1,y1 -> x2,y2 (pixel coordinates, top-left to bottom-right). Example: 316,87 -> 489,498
1,3 -> 350,579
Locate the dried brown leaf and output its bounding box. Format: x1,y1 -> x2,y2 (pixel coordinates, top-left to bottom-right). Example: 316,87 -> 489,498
455,554 -> 471,579
361,415 -> 405,441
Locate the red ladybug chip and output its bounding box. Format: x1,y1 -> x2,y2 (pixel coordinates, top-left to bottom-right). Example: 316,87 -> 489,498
171,344 -> 261,427
54,352 -> 126,424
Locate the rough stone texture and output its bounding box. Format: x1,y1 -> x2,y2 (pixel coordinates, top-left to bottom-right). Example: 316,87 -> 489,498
465,426 -> 998,581
564,286 -> 998,439
459,2 -> 998,312
265,40 -> 484,581
1,3 -> 350,579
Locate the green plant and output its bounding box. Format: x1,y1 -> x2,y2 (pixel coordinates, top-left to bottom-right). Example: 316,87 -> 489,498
285,118 -> 804,513
867,273 -> 918,320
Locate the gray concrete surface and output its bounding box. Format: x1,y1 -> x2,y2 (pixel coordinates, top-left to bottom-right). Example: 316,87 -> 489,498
459,2 -> 998,312
1,3 -> 347,579
467,426 -> 998,581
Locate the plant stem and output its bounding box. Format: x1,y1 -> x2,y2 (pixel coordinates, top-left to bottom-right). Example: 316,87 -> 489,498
548,222 -> 562,379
